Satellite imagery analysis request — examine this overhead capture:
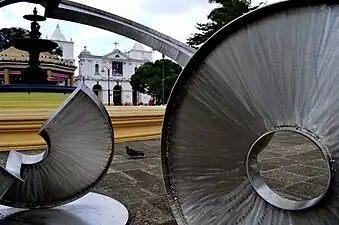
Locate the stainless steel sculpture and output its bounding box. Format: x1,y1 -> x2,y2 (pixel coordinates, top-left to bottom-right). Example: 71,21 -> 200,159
0,0 -> 196,66
0,83 -> 114,209
0,5 -> 128,223
162,1 -> 339,224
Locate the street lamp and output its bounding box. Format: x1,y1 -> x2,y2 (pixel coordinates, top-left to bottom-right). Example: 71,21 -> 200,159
162,53 -> 165,105
102,65 -> 112,106
78,61 -> 85,83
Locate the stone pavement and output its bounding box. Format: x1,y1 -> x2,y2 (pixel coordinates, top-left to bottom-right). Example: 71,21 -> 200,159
92,139 -> 176,225
0,135 -> 330,224
258,131 -> 329,201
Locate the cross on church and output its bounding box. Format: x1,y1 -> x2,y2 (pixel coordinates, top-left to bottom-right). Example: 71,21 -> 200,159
113,41 -> 119,50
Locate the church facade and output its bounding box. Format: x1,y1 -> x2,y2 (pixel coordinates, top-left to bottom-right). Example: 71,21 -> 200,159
76,43 -> 153,105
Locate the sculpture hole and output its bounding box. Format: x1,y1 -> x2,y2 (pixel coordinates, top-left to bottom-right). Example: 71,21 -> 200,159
247,129 -> 331,210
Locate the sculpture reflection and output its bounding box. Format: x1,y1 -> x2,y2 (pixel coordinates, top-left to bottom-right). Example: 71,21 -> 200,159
257,131 -> 329,200
0,209 -> 88,225
247,129 -> 331,210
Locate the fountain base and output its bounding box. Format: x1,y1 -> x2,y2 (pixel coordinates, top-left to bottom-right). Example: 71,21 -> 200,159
0,84 -> 76,93
0,192 -> 129,225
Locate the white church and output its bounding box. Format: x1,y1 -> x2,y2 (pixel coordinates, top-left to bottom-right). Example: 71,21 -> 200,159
77,43 -> 153,105
47,24 -> 153,105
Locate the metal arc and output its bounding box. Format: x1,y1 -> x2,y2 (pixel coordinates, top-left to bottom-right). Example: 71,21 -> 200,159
0,0 -> 196,66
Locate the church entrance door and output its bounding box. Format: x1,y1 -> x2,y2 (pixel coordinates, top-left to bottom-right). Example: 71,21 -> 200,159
92,83 -> 103,100
113,84 -> 122,106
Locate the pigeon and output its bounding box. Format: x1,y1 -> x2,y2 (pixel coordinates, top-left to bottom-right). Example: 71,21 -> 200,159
125,146 -> 145,159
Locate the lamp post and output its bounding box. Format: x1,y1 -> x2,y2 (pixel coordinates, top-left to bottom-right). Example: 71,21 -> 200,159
162,53 -> 165,105
79,62 -> 85,83
102,65 -> 112,106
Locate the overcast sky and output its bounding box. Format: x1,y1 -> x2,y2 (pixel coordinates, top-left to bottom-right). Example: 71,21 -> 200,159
0,0 -> 280,64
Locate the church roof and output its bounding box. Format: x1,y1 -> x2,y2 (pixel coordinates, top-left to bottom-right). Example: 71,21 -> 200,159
50,24 -> 67,42
102,49 -> 131,60
0,46 -> 53,58
0,46 -> 75,67
132,42 -> 145,51
79,46 -> 92,58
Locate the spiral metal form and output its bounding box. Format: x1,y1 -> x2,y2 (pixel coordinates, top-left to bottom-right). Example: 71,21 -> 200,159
0,83 -> 114,209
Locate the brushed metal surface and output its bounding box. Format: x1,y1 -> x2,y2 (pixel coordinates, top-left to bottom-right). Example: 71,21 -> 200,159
0,192 -> 129,225
0,84 -> 114,209
162,2 -> 339,225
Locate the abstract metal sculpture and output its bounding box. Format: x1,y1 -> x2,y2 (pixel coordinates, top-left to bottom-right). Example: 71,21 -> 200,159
0,83 -> 129,223
162,1 -> 339,224
0,83 -> 114,209
0,6 -> 128,224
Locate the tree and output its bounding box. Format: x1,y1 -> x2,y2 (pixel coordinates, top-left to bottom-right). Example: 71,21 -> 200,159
187,0 -> 263,48
0,27 -> 29,50
0,27 -> 63,57
52,46 -> 63,58
130,59 -> 182,104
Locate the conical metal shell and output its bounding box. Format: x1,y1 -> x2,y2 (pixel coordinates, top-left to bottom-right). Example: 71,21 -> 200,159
162,1 -> 339,224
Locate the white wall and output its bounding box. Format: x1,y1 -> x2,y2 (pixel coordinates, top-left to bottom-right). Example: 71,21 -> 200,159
75,79 -> 152,105
76,79 -> 130,104
128,50 -> 152,61
54,40 -> 74,60
79,58 -> 145,80
140,93 -> 152,103
79,58 -> 95,77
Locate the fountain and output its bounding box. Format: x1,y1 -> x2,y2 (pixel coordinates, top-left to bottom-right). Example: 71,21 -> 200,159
0,7 -> 75,93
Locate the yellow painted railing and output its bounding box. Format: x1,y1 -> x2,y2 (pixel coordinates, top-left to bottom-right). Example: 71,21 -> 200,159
0,106 -> 165,151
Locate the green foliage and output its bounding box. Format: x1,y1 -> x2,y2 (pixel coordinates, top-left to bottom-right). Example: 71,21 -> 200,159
130,59 -> 182,103
0,27 -> 63,57
0,27 -> 29,50
187,0 -> 264,48
52,46 -> 63,58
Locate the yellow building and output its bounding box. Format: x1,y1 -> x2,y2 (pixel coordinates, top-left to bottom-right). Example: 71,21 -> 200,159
0,46 -> 76,85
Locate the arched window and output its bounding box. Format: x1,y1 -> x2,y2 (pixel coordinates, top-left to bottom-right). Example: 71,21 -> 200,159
95,64 -> 99,74
134,66 -> 138,73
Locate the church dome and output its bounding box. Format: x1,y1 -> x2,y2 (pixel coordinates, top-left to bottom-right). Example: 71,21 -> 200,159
79,46 -> 91,57
50,24 -> 67,41
132,42 -> 145,51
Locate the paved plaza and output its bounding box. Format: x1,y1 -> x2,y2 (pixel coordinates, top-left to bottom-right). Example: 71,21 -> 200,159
258,131 -> 328,201
0,134 -> 330,224
93,139 -> 176,225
